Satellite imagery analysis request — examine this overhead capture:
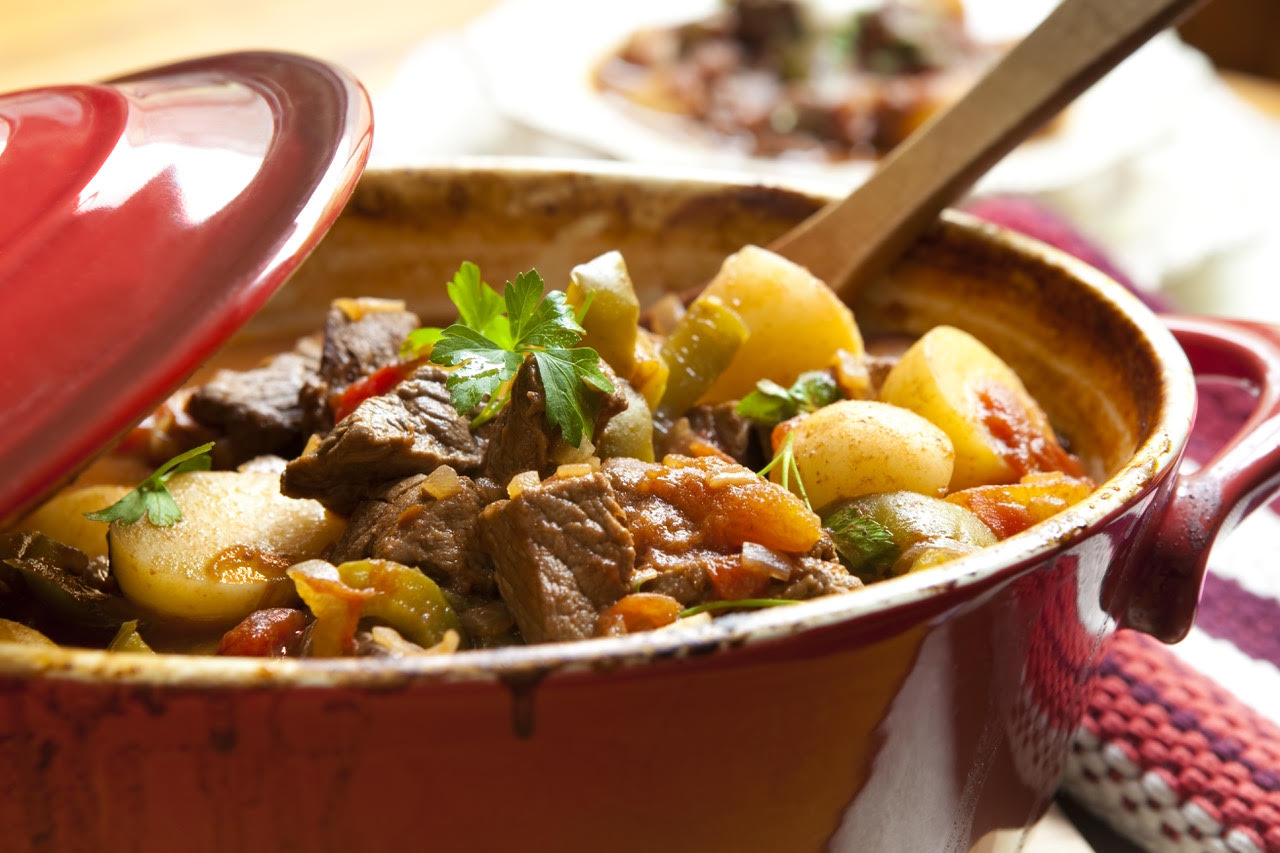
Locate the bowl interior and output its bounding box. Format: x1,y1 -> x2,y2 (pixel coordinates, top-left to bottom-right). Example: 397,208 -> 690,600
251,163 -> 1174,480
0,161 -> 1194,685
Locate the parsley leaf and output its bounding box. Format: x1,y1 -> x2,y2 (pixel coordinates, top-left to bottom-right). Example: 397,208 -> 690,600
736,370 -> 841,426
399,326 -> 443,359
84,442 -> 215,527
514,288 -> 583,349
823,505 -> 901,580
447,261 -> 507,342
408,263 -> 615,441
430,324 -> 524,414
534,347 -> 614,447
736,380 -> 795,424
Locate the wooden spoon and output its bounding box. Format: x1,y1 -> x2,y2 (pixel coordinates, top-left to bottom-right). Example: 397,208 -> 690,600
766,0 -> 1208,300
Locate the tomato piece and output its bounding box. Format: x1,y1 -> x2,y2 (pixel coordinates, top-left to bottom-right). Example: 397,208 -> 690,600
218,608 -> 308,657
597,593 -> 682,635
976,381 -> 1085,479
332,361 -> 418,423
946,472 -> 1093,538
646,455 -> 821,553
703,552 -> 772,601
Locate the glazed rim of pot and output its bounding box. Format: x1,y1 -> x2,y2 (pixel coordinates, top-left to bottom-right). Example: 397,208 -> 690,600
0,192 -> 1196,689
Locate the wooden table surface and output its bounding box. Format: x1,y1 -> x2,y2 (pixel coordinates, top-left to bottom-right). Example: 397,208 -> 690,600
2,0 -> 1277,118
1,2 -> 1276,851
0,0 -> 496,96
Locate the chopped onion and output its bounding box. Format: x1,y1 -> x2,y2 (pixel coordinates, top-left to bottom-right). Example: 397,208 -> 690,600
236,454 -> 288,475
507,470 -> 542,499
672,612 -> 713,628
332,296 -> 407,321
422,465 -> 462,500
369,625 -> 460,656
300,432 -> 323,457
555,463 -> 596,480
832,348 -> 872,400
631,568 -> 661,591
707,469 -> 760,489
740,542 -> 794,581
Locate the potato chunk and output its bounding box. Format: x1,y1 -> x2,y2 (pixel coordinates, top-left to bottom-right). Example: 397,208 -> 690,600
0,618 -> 57,647
779,400 -> 954,511
109,472 -> 344,624
17,484 -> 132,560
879,326 -> 1065,490
695,246 -> 864,403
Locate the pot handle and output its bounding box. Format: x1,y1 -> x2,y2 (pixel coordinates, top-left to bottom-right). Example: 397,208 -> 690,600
1122,314 -> 1280,642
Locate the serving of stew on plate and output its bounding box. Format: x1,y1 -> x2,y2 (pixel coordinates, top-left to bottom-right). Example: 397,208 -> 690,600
595,0 -> 999,161
0,245 -> 1092,657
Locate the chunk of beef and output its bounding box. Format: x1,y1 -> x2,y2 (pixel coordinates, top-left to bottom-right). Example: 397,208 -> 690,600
478,472 -> 634,643
321,302 -> 420,388
481,357 -> 628,486
481,359 -> 550,487
300,301 -> 421,434
642,556 -> 712,606
217,608 -> 308,657
776,555 -> 864,599
330,473 -> 495,597
657,402 -> 760,467
187,347 -> 318,466
0,532 -> 135,645
282,366 -> 483,514
686,402 -> 755,462
770,532 -> 864,597
601,457 -> 709,606
457,599 -> 519,647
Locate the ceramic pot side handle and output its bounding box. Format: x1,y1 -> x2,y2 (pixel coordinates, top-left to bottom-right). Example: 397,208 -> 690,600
1123,315 -> 1280,642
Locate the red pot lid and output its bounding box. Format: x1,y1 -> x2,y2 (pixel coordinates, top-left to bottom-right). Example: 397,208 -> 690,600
0,51 -> 373,526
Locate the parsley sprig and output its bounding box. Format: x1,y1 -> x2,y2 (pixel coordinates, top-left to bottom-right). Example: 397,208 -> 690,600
402,262 -> 614,447
678,598 -> 799,618
84,442 -> 215,527
735,370 -> 840,427
758,431 -> 812,510
823,505 -> 900,581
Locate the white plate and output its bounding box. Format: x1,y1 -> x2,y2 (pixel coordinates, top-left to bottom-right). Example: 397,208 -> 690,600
464,0 -> 1217,194
372,2 -> 1280,311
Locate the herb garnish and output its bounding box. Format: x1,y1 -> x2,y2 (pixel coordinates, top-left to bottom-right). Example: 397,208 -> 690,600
402,262 -> 615,446
84,442 -> 215,527
823,505 -> 900,580
735,370 -> 840,427
679,598 -> 799,618
758,431 -> 812,510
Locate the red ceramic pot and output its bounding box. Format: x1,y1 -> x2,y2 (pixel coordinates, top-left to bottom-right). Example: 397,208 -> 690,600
4,164 -> 1279,853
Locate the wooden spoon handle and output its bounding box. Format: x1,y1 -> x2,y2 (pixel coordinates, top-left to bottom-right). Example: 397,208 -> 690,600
767,0 -> 1207,298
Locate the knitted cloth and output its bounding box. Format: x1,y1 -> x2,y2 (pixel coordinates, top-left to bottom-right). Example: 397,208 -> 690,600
967,197 -> 1280,852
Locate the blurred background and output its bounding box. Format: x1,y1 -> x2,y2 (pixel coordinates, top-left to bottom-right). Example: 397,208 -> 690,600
1,0 -> 1277,321
2,2 -> 1278,850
